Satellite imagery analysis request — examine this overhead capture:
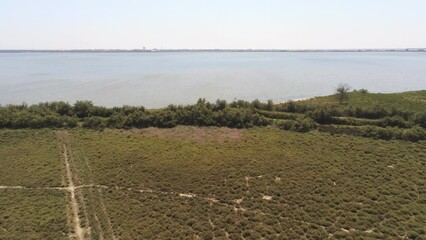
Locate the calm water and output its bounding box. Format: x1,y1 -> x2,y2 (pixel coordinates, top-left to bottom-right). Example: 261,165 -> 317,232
0,52 -> 425,108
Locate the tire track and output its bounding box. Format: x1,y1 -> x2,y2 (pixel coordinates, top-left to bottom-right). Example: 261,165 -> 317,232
97,188 -> 117,240
82,154 -> 115,240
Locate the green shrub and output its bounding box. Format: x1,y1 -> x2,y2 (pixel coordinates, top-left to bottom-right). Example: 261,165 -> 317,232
277,120 -> 296,131
307,108 -> 333,124
153,111 -> 177,128
255,109 -> 300,120
83,116 -> 106,129
277,117 -> 316,132
73,100 -> 94,118
402,126 -> 426,142
380,116 -> 410,128
107,113 -> 127,129
412,112 -> 426,128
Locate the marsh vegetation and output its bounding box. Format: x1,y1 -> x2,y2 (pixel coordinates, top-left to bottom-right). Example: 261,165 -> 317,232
0,90 -> 425,239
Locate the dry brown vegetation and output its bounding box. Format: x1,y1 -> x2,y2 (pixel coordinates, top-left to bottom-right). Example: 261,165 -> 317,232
108,126 -> 244,143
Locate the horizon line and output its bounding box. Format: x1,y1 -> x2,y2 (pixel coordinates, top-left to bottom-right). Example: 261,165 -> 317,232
0,48 -> 425,53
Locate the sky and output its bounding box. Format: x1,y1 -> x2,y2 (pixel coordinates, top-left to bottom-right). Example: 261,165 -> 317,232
1,0 -> 425,50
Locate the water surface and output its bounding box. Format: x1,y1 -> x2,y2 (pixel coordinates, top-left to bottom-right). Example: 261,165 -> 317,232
0,52 -> 425,107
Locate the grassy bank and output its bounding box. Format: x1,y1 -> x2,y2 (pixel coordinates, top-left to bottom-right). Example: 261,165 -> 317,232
299,90 -> 426,112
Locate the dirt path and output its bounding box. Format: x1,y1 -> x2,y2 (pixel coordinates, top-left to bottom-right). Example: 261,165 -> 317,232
0,186 -> 26,189
63,144 -> 84,240
0,185 -> 68,190
56,131 -> 94,240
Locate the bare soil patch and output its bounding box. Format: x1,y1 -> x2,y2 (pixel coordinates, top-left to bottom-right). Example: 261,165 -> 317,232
108,126 -> 245,143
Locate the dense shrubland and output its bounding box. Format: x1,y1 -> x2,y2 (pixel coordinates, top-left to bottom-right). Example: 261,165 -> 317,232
0,99 -> 270,129
1,91 -> 425,141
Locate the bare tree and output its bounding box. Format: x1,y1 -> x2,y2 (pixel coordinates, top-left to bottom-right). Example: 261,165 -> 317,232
335,83 -> 351,104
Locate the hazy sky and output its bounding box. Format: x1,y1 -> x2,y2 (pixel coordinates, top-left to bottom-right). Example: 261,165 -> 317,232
1,0 -> 425,49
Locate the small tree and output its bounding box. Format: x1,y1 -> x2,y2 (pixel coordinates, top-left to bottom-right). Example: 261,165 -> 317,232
266,99 -> 274,111
359,88 -> 369,94
335,83 -> 351,104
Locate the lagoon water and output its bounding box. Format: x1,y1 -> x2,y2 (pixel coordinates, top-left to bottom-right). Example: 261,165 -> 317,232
0,52 -> 425,108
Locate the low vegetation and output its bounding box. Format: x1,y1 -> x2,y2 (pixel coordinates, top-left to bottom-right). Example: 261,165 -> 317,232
0,130 -> 68,239
0,189 -> 68,240
1,127 -> 424,239
0,129 -> 63,187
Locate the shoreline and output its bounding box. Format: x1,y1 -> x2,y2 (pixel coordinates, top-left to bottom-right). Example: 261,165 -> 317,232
1,48 -> 425,53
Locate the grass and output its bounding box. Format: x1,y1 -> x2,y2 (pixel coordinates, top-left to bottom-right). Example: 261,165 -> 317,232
0,126 -> 425,239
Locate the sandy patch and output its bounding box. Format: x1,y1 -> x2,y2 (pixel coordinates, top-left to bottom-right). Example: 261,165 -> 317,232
233,206 -> 247,212
262,195 -> 272,201
179,193 -> 196,198
206,197 -> 219,203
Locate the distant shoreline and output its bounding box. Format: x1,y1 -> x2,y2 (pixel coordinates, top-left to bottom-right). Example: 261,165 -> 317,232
0,48 -> 425,53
